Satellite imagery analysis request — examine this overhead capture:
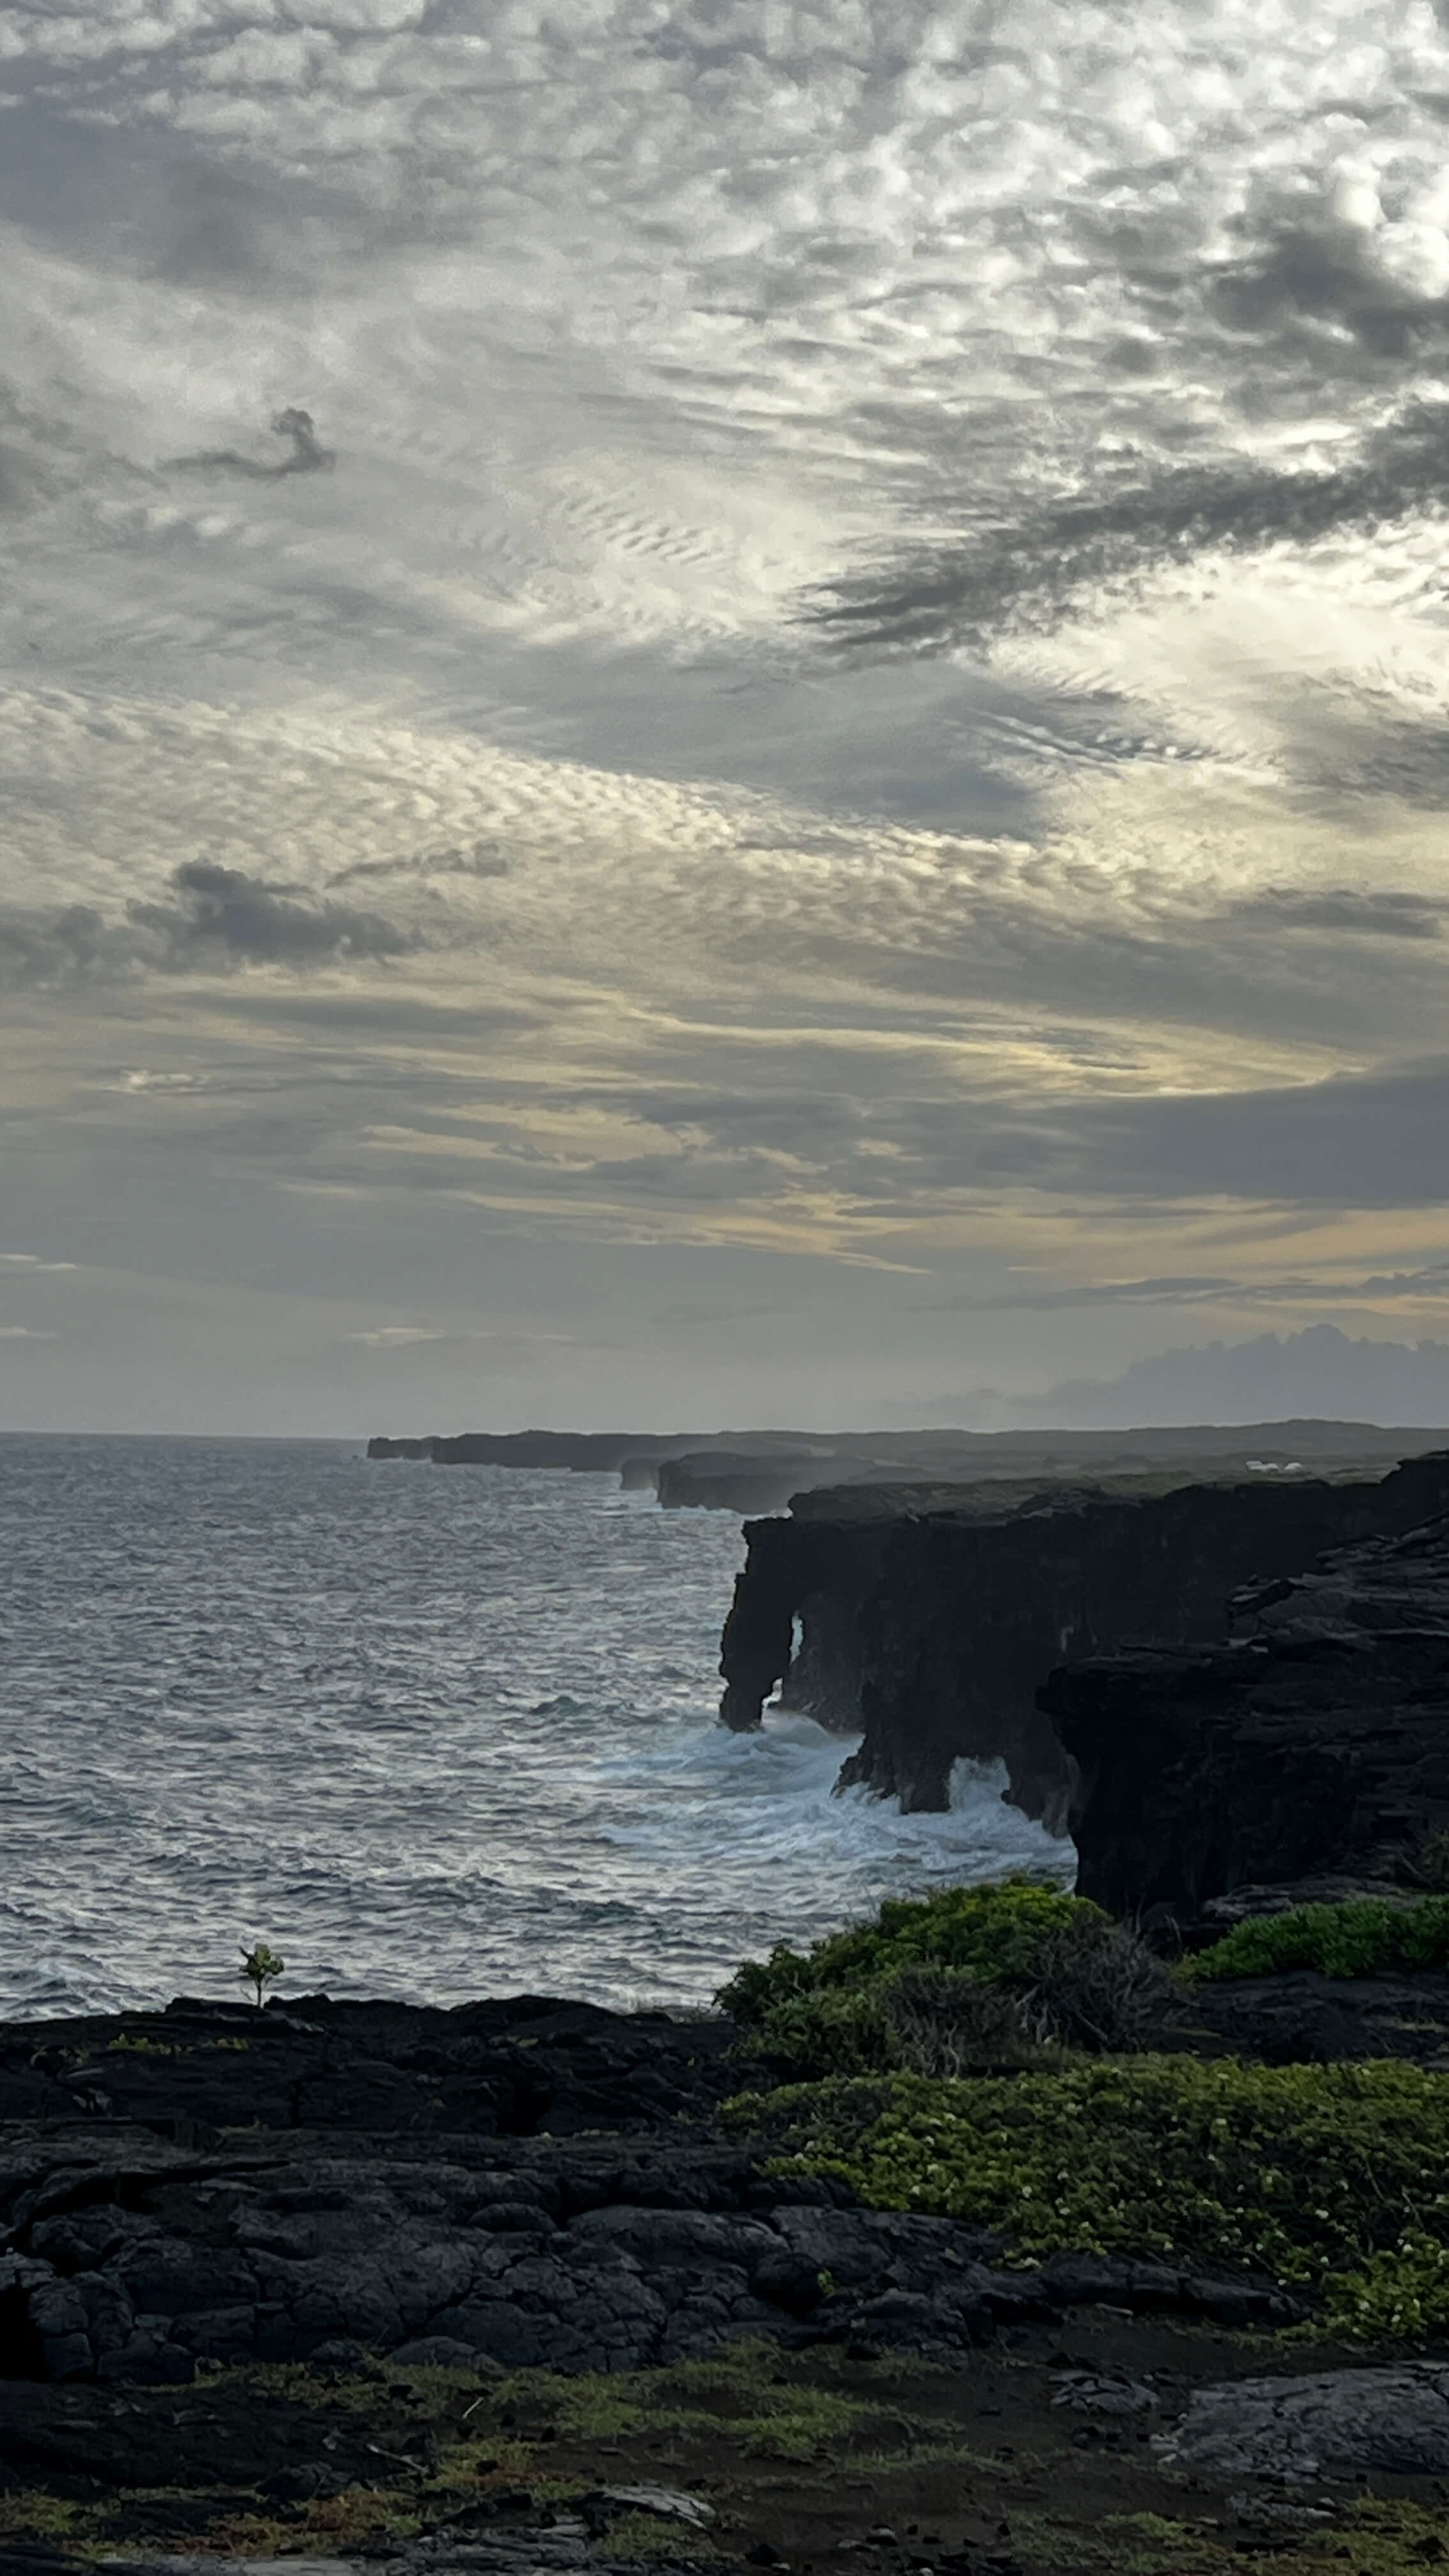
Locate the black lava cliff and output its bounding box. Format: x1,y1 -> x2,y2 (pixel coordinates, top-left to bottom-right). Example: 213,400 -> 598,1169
1046,1489 -> 1449,1920
719,1453 -> 1449,1830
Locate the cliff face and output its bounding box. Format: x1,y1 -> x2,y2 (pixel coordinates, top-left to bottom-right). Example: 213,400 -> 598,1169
718,1515 -> 891,1735
719,1455 -> 1449,1831
1044,1473 -> 1449,1919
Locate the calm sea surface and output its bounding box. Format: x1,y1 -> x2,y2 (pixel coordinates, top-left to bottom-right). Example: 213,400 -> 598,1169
0,1437 -> 1066,2018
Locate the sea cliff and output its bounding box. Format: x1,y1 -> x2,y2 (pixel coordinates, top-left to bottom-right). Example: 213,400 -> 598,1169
1046,1478 -> 1449,1922
719,1453 -> 1449,1830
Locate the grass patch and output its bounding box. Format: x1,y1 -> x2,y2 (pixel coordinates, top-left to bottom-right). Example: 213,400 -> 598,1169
202,2485 -> 425,2555
1103,2500 -> 1449,2576
726,2056 -> 1449,2336
1000,2501 -> 1449,2575
598,2509 -> 725,2563
492,2342 -> 935,2462
0,2493 -> 91,2546
1190,1896 -> 1449,1982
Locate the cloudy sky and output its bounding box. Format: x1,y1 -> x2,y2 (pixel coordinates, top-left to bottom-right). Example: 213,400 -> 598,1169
4,0 -> 1449,1432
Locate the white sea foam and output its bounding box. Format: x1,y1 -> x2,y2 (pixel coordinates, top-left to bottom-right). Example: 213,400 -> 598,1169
0,1437 -> 1070,2017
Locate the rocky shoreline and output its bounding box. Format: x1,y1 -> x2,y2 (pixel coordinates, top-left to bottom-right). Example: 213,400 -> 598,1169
11,1444 -> 1449,2575
0,1991 -> 1319,2395
6,1953 -> 1449,2576
365,1422 -> 1449,1515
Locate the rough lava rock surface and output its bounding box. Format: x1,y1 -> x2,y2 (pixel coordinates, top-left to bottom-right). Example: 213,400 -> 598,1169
0,1997 -> 1305,2389
1158,2363 -> 1449,2481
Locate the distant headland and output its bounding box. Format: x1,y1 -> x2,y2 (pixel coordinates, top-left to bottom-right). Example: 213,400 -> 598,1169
367,1418 -> 1449,1513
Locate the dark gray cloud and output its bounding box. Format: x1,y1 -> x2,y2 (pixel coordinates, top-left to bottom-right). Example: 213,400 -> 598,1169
169,409 -> 334,481
1066,1059 -> 1449,1211
0,861 -> 411,987
139,861 -> 404,964
807,396 -> 1449,657
0,902 -> 137,989
563,1055 -> 1449,1218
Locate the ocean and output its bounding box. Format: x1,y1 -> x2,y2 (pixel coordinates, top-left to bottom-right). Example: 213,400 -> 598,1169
0,1436 -> 1068,2019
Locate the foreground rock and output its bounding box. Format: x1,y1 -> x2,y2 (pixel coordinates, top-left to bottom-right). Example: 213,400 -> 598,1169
1047,1499 -> 1449,1920
0,1993 -> 1322,2392
719,1452 -> 1449,1827
1160,2362 -> 1449,2481
0,1994 -> 737,2143
0,2115 -> 1303,2391
8,1997 -> 1449,2576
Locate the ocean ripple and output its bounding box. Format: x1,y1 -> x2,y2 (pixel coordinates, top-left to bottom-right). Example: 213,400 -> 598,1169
0,1436 -> 1068,2016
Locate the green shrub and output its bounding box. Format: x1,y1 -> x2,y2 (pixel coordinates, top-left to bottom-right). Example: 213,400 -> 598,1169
238,1941 -> 286,2005
1190,1896 -> 1449,1983
719,1880 -> 1105,2029
749,1966 -> 1044,2082
724,2056 -> 1449,2336
719,1881 -> 1173,2076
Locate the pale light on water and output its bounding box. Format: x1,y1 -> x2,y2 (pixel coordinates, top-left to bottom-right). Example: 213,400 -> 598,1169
0,1438 -> 1069,2017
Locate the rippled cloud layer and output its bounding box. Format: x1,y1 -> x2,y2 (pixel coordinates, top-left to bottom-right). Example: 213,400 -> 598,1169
4,0 -> 1449,1426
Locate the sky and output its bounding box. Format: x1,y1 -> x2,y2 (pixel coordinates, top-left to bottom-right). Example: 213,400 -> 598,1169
4,0 -> 1449,1433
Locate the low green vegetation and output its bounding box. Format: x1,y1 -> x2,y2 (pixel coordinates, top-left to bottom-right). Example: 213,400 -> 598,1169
0,2345 -> 962,2563
1079,2501 -> 1449,2576
718,1880 -> 1173,2076
490,2341 -> 930,2462
720,1880 -> 1105,2016
726,2055 -> 1449,2335
1190,1894 -> 1449,1981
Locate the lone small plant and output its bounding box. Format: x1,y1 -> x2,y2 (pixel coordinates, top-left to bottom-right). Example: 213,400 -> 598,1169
239,1942 -> 285,2007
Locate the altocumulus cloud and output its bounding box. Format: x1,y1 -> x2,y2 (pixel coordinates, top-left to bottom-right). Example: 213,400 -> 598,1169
8,0 -> 1449,1421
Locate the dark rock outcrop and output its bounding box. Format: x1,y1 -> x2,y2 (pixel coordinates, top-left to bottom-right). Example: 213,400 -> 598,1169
1160,2364 -> 1449,2481
721,1453 -> 1449,1827
372,1432 -> 709,1471
1045,1484 -> 1449,1920
0,1993 -> 739,2143
1186,1970 -> 1449,2064
0,1995 -> 1315,2389
719,1515 -> 893,1735
656,1452 -> 861,1514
